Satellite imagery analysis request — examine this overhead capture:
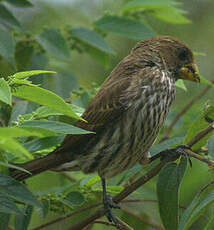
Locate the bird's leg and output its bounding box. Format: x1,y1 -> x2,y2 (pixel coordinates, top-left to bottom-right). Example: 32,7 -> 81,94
150,144 -> 192,166
101,178 -> 120,228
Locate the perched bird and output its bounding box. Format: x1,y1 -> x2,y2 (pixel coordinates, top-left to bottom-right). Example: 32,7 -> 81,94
11,36 -> 200,226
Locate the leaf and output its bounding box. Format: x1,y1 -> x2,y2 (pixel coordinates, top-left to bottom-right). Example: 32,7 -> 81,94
0,3 -> 22,30
34,106 -> 62,119
0,162 -> 31,174
7,0 -> 33,7
95,15 -> 155,40
81,175 -> 101,187
157,157 -> 187,230
36,28 -> 70,61
0,27 -> 15,65
0,127 -> 52,138
12,85 -> 81,119
70,27 -> 114,55
200,75 -> 214,87
208,135 -> 214,159
185,105 -> 214,150
0,213 -> 10,230
64,191 -> 85,206
175,79 -> 187,91
10,70 -> 56,80
20,120 -> 93,134
150,137 -> 184,156
0,138 -> 33,159
23,135 -> 65,153
14,205 -> 33,230
0,193 -> 21,214
178,190 -> 214,230
0,78 -> 12,105
123,0 -> 190,24
0,173 -> 41,207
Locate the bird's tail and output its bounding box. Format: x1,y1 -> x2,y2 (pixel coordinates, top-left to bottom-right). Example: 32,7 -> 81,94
10,149 -> 74,181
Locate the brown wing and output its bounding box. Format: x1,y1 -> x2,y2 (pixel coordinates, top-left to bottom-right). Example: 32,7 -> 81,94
57,55 -> 139,153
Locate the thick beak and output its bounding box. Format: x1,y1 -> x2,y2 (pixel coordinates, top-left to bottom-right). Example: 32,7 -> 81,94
178,63 -> 200,82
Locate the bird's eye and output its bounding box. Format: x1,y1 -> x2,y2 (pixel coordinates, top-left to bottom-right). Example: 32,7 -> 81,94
178,48 -> 189,61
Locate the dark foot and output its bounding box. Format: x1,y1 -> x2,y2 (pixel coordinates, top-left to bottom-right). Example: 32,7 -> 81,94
150,144 -> 192,166
101,178 -> 121,229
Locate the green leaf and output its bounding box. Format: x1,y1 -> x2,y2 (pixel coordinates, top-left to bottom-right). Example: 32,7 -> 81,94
208,135 -> 214,159
10,70 -> 56,80
0,138 -> 33,159
185,105 -> 214,150
34,106 -> 62,119
0,27 -> 15,65
157,157 -> 187,230
178,190 -> 214,230
95,15 -> 155,40
123,0 -> 190,24
20,120 -> 93,134
12,85 -> 81,119
0,173 -> 41,207
200,75 -> 214,87
7,0 -> 33,7
81,175 -> 101,187
0,78 -> 12,105
0,162 -> 30,174
0,127 -> 52,138
0,213 -> 10,230
175,79 -> 187,91
70,27 -> 114,55
23,135 -> 64,153
14,205 -> 33,230
36,29 -> 70,61
64,191 -> 85,206
204,214 -> 214,230
0,3 -> 22,30
0,193 -> 21,214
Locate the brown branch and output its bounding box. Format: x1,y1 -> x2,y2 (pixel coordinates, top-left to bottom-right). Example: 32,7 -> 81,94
68,121 -> 214,230
160,82 -> 213,142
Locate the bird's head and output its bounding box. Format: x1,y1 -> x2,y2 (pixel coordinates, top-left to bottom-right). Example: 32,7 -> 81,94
132,36 -> 200,83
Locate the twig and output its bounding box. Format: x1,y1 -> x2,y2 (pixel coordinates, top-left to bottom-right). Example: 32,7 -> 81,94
68,121 -> 214,230
160,82 -> 213,142
115,217 -> 134,230
121,205 -> 164,230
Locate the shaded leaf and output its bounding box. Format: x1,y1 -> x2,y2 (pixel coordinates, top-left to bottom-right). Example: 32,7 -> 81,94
0,3 -> 22,30
0,78 -> 12,105
65,191 -> 85,206
178,190 -> 214,230
0,213 -> 10,230
157,157 -> 187,230
0,27 -> 15,65
36,29 -> 70,61
70,27 -> 114,55
7,0 -> 33,7
23,135 -> 65,153
0,193 -> 21,214
20,120 -> 93,134
0,173 -> 41,207
95,15 -> 155,40
0,162 -> 31,174
14,205 -> 33,230
12,85 -> 81,119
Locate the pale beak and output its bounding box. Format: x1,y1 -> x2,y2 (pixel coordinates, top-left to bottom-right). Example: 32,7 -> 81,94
178,63 -> 200,82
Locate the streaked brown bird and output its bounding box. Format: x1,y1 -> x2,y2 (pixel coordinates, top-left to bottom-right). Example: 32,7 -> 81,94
11,36 -> 200,226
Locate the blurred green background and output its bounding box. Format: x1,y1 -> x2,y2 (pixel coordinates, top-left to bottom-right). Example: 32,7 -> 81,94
1,0 -> 214,229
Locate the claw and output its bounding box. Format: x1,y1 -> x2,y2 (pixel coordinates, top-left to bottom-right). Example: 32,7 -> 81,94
101,178 -> 121,229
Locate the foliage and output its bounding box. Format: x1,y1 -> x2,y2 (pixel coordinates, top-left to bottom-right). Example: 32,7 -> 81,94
0,0 -> 214,230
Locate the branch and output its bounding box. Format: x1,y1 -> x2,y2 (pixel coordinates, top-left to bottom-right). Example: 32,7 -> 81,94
160,82 -> 213,142
68,122 -> 214,230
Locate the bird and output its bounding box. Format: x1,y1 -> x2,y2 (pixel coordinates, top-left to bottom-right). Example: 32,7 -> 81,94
10,36 -> 200,227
